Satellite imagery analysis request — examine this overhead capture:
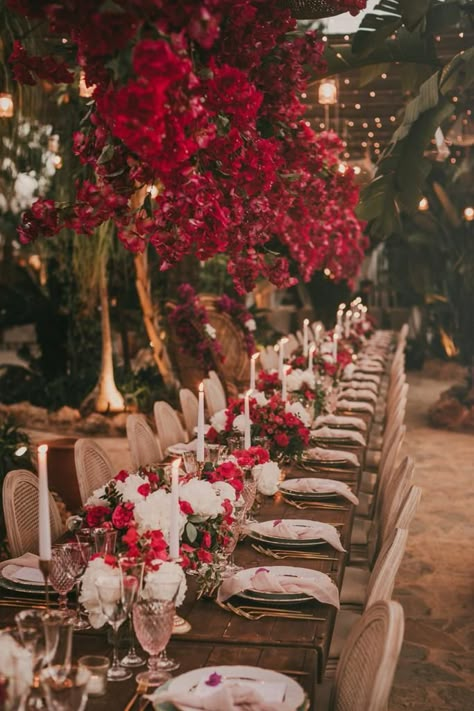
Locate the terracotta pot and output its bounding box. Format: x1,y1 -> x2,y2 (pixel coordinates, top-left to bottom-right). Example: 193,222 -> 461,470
40,437 -> 80,513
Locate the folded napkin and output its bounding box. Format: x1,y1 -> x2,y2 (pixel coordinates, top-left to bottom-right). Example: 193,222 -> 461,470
311,426 -> 365,446
304,446 -> 359,467
352,372 -> 380,385
341,380 -> 378,394
250,519 -> 345,552
313,414 -> 366,431
0,553 -> 44,585
337,399 -> 374,414
151,681 -> 293,711
338,388 -> 377,403
218,567 -> 340,608
281,477 -> 359,505
168,439 -> 197,454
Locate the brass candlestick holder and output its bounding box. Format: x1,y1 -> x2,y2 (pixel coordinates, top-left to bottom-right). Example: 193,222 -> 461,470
38,559 -> 51,609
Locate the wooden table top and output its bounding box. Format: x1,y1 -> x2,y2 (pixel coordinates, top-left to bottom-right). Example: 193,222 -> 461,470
0,396 -> 378,708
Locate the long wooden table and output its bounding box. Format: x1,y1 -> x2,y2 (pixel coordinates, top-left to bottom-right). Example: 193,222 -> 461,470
0,406 -> 378,708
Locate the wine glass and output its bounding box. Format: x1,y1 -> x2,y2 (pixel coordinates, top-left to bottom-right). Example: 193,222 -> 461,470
219,499 -> 246,578
117,556 -> 145,668
64,542 -> 91,630
241,470 -> 258,525
49,546 -> 76,616
95,574 -> 138,682
142,577 -> 181,673
132,599 -> 175,687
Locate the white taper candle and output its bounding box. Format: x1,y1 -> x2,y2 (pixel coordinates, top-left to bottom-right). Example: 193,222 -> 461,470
250,352 -> 259,391
303,319 -> 309,357
169,458 -> 181,560
197,382 -> 205,463
244,390 -> 252,449
37,444 -> 51,561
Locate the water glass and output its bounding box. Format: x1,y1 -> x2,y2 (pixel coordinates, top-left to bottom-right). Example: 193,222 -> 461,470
41,665 -> 90,711
63,542 -> 91,630
132,599 -> 175,687
95,574 -> 138,681
204,444 -> 222,465
78,656 -> 110,697
92,528 -> 117,555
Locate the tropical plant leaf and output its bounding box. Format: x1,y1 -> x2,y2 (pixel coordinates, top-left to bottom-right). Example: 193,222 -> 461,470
398,0 -> 431,31
352,0 -> 403,57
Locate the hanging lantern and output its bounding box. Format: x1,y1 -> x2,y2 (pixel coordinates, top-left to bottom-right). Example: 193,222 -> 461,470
0,93 -> 14,118
318,80 -> 338,106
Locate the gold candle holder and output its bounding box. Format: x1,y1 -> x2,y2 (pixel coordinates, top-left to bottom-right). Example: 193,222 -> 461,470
39,559 -> 51,609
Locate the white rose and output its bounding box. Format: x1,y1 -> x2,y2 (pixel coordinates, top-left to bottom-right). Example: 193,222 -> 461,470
143,561 -> 187,607
179,479 -> 223,519
253,391 -> 268,407
204,323 -> 217,339
232,413 -> 247,433
285,400 -> 311,427
211,480 -> 237,502
286,369 -> 304,392
80,557 -> 121,629
245,318 -> 257,332
115,473 -> 152,505
135,489 -> 186,538
255,460 -> 281,496
85,484 -> 110,508
210,408 -> 227,433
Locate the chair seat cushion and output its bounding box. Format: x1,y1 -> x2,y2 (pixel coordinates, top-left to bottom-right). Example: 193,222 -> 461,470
340,566 -> 370,606
329,609 -> 362,659
351,518 -> 371,546
355,491 -> 374,518
361,469 -> 377,494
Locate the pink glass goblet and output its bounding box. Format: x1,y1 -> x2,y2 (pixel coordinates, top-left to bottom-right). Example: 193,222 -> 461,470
132,599 -> 175,688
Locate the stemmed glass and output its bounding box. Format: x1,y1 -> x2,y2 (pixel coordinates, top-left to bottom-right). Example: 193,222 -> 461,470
219,498 -> 246,578
241,470 -> 258,525
95,573 -> 138,682
64,542 -> 91,630
144,577 -> 181,673
49,546 -> 77,616
132,599 -> 175,688
118,555 -> 145,668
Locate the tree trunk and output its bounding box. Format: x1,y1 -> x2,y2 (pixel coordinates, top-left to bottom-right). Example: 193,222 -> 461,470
134,252 -> 177,388
95,255 -> 125,413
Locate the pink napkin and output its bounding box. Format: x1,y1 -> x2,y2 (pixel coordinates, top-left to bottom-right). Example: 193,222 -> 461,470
250,519 -> 345,551
337,399 -> 374,414
313,414 -> 366,431
311,426 -> 365,446
305,446 -> 359,467
338,388 -> 377,403
281,477 -> 359,505
341,380 -> 378,394
218,567 -> 340,608
351,372 -> 380,384
151,683 -> 293,711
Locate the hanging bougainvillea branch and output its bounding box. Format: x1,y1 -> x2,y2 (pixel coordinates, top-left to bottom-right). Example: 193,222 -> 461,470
8,0 -> 368,293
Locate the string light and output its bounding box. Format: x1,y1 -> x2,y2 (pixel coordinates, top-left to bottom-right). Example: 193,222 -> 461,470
347,121 -> 354,127
450,157 -> 456,164
390,115 -> 396,122
459,32 -> 464,38
353,166 -> 361,175
369,91 -> 376,97
319,122 -> 325,129
374,148 -> 380,155
343,152 -> 350,158
0,93 -> 14,118
324,268 -> 331,276
305,120 -> 311,126
355,103 -> 361,110
418,197 -> 429,211
344,35 -> 350,41
362,122 -> 368,128
338,163 -> 347,174
452,96 -> 458,103
344,78 -> 350,85
361,141 -> 367,147
381,73 -> 387,79
301,92 -> 307,99
322,36 -> 328,42
374,117 -> 381,123
368,131 -> 374,138
463,206 -> 473,221
374,142 -> 380,148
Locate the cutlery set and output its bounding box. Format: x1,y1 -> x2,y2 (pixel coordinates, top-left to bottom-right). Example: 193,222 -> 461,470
251,544 -> 339,562
124,679 -> 149,711
281,496 -> 349,512
216,600 -> 325,622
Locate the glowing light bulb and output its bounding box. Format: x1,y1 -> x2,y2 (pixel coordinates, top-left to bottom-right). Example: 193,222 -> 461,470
0,93 -> 14,118
418,197 -> 429,211
464,206 -> 474,221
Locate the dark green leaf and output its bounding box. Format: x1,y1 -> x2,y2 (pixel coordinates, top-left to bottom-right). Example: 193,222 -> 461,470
143,193 -> 153,218
352,0 -> 403,57
399,0 -> 431,31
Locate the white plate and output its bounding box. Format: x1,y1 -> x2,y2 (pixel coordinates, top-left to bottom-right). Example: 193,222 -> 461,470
158,665 -> 306,711
238,565 -> 330,603
1,564 -> 45,587
248,520 -> 328,547
279,479 -> 339,500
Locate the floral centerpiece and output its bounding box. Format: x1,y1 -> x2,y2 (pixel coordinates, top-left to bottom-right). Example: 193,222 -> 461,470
255,366 -> 325,419
215,294 -> 256,356
207,393 -> 310,460
169,284 -> 224,373
316,339 -> 354,384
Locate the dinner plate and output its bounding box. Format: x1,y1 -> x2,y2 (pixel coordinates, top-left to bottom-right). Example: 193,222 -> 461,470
167,441 -> 196,456
236,566 -> 326,605
279,479 -> 339,500
247,520 -> 327,547
311,436 -> 357,447
0,574 -> 49,598
301,453 -> 348,466
152,665 -> 307,711
0,565 -> 46,592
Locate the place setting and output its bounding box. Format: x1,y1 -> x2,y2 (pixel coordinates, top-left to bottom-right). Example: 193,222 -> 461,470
298,446 -> 360,474
278,477 -> 359,513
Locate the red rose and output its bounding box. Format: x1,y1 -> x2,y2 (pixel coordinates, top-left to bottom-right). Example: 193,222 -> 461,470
85,505 -> 110,527
115,470 -> 129,482
206,426 -> 219,443
202,531 -> 212,548
122,526 -> 139,547
111,503 -> 134,529
275,432 -> 289,447
179,500 -> 194,515
137,483 -> 151,497
197,548 -> 213,564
